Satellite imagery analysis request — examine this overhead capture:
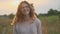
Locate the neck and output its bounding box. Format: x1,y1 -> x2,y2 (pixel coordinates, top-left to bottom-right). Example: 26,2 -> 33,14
24,14 -> 31,20
22,15 -> 34,23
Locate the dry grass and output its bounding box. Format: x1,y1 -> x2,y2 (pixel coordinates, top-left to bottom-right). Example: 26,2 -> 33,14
0,15 -> 60,34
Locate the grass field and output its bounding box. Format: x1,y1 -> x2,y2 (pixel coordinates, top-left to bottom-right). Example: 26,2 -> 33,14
40,15 -> 60,34
0,15 -> 60,34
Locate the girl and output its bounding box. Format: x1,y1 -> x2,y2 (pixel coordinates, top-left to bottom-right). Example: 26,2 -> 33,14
11,1 -> 42,34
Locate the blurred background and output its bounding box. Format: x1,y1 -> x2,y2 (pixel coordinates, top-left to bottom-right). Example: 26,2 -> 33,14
0,0 -> 60,34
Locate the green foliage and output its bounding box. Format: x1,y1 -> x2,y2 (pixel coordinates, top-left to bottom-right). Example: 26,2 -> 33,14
46,15 -> 58,24
37,9 -> 60,16
48,30 -> 60,34
8,13 -> 15,19
48,9 -> 60,16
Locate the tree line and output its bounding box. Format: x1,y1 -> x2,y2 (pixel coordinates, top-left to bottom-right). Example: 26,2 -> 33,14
0,8 -> 60,19
37,8 -> 60,16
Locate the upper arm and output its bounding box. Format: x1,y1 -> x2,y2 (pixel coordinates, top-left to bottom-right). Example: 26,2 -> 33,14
13,25 -> 17,34
36,18 -> 42,34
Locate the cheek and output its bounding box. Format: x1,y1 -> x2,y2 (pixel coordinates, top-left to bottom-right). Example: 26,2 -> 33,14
26,8 -> 31,14
20,9 -> 24,14
27,8 -> 30,12
21,8 -> 23,11
21,8 -> 25,13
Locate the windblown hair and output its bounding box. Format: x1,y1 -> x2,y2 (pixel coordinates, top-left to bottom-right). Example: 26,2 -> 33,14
11,1 -> 36,25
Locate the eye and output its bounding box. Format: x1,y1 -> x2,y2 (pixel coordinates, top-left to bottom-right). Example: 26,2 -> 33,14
21,7 -> 24,9
25,6 -> 29,8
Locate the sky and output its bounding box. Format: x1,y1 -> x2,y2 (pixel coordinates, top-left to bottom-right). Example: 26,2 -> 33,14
0,0 -> 60,15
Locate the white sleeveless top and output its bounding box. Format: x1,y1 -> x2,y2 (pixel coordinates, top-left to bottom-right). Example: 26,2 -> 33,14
13,18 -> 42,34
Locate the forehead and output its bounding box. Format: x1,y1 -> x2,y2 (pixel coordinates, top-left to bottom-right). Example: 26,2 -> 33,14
21,3 -> 29,7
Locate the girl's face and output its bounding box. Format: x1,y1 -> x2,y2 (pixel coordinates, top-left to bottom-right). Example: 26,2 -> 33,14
21,3 -> 30,15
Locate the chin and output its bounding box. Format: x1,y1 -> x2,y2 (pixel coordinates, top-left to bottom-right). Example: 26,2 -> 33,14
24,13 -> 29,15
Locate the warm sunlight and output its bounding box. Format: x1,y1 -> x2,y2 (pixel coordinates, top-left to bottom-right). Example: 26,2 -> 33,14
11,0 -> 20,6
0,0 -> 59,15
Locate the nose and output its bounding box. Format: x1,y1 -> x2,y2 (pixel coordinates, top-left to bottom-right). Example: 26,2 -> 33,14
24,7 -> 27,10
